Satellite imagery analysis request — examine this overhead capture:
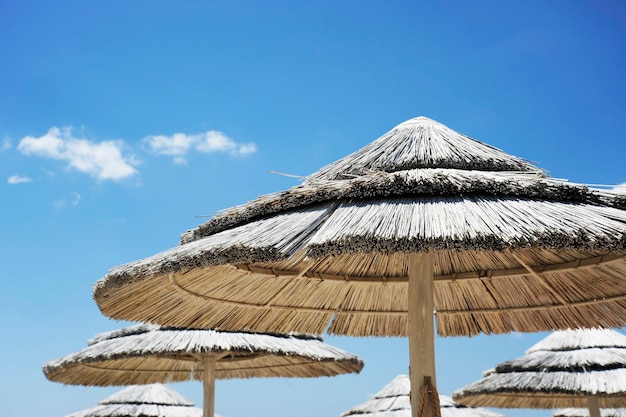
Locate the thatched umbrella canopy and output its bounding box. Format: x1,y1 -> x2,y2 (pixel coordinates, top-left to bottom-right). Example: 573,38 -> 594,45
65,383 -> 205,417
342,375 -> 504,417
93,117 -> 626,417
44,324 -> 363,417
452,328 -> 626,417
554,408 -> 626,417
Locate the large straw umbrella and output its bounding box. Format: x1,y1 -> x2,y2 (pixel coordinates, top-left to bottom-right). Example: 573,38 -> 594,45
342,374 -> 504,417
44,324 -> 364,417
452,328 -> 626,417
93,117 -> 626,417
64,383 -> 206,417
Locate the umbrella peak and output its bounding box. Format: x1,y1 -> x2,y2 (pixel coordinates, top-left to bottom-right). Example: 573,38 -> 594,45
307,116 -> 544,182
526,328 -> 626,353
342,374 -> 504,417
100,384 -> 195,406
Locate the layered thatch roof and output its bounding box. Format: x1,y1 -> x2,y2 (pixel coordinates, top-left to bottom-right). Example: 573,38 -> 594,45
342,375 -> 503,417
93,116 -> 626,338
554,408 -> 626,417
452,328 -> 626,409
65,384 -> 205,417
43,324 -> 363,386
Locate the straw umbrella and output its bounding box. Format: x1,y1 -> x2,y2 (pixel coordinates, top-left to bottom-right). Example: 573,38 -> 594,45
44,324 -> 363,417
93,117 -> 626,417
342,375 -> 504,417
452,328 -> 626,417
554,408 -> 626,417
65,383 -> 206,417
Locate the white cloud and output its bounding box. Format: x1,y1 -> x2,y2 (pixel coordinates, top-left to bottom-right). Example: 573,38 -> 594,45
17,127 -> 138,181
7,175 -> 32,184
145,130 -> 256,163
144,133 -> 195,164
196,131 -> 257,156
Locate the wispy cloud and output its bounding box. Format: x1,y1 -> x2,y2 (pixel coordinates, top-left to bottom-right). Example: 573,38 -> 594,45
1,138 -> 10,151
7,175 -> 32,184
145,130 -> 256,164
17,127 -> 138,181
71,191 -> 81,206
53,192 -> 81,209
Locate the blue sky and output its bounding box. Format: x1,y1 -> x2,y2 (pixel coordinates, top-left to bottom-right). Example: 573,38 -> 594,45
1,1 -> 625,417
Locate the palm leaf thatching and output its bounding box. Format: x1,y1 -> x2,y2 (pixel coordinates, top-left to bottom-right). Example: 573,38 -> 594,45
92,116 -> 626,417
452,328 -> 626,413
554,409 -> 626,417
65,383 -> 206,417
342,375 -> 504,417
44,324 -> 363,417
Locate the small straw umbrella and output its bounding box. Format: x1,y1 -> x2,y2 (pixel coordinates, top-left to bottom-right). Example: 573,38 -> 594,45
44,324 -> 364,417
554,408 -> 626,417
452,328 -> 626,417
65,383 -> 206,417
342,374 -> 504,417
93,117 -> 626,417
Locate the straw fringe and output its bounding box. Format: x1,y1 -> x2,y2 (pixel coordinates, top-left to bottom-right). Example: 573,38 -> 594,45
453,369 -> 626,409
95,251 -> 626,337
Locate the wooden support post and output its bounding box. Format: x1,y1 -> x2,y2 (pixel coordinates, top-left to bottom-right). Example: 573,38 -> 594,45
408,252 -> 437,417
203,359 -> 216,417
587,396 -> 600,417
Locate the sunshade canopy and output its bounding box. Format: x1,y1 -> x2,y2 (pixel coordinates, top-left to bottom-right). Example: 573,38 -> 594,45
44,323 -> 364,385
65,383 -> 206,417
45,324 -> 363,417
93,116 -> 626,338
451,328 -> 626,409
342,375 -> 504,417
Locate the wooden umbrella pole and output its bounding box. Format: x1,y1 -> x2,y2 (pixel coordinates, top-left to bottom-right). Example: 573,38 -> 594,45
408,252 -> 439,417
587,396 -> 601,417
203,358 -> 216,417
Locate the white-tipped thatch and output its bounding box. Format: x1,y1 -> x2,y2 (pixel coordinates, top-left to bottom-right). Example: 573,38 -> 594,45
342,375 -> 504,417
65,384 -> 207,417
554,408 -> 626,417
452,328 -> 626,409
43,323 -> 363,386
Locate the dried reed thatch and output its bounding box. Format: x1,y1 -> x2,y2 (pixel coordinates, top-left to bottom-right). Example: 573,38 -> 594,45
452,328 -> 626,413
65,383 -> 206,417
93,117 -> 626,417
554,408 -> 626,417
342,375 -> 504,417
94,117 -> 626,339
44,324 -> 363,417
